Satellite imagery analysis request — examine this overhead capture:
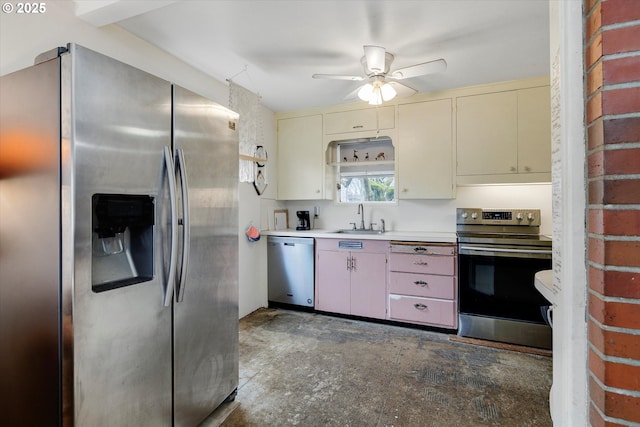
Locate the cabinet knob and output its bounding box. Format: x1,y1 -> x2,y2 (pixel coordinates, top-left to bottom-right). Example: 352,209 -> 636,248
413,303 -> 428,311
510,166 -> 517,172
413,261 -> 428,266
403,188 -> 408,192
414,280 -> 429,287
524,166 -> 532,172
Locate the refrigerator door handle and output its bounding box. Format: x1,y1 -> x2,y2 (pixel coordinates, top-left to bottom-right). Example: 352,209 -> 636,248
176,148 -> 190,303
163,146 -> 178,307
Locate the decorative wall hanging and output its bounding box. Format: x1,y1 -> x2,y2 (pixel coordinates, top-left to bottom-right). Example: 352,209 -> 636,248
228,77 -> 267,184
252,145 -> 268,195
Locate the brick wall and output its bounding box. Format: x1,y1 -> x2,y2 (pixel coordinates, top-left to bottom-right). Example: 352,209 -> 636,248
585,0 -> 640,425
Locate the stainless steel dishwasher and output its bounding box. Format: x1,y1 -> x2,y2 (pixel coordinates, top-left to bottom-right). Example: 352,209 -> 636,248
267,236 -> 314,307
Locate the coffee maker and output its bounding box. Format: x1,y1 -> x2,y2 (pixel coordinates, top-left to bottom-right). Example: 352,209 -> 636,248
296,210 -> 311,230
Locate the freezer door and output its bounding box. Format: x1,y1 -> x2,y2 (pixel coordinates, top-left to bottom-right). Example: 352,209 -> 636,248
68,45 -> 172,426
172,85 -> 239,426
0,54 -> 61,427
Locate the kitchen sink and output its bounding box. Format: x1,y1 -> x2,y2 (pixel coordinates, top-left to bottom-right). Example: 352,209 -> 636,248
332,229 -> 385,235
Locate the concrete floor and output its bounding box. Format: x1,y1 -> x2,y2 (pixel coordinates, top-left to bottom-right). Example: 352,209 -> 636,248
208,308 -> 552,427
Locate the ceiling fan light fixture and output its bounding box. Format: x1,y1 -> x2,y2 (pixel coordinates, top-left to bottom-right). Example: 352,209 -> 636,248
358,80 -> 396,105
357,83 -> 374,102
380,82 -> 397,101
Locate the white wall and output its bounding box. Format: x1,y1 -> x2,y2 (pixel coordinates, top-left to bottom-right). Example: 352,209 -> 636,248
0,0 -> 274,319
281,184 -> 552,236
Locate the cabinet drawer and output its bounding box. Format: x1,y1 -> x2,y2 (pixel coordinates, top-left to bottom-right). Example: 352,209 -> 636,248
315,238 -> 389,253
389,253 -> 454,275
389,272 -> 455,299
388,295 -> 456,328
390,243 -> 455,256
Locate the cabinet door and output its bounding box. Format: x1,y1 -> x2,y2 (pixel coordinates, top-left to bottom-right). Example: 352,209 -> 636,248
277,115 -> 323,200
324,106 -> 394,135
456,91 -> 518,176
315,250 -> 351,314
517,87 -> 551,173
398,99 -> 454,199
350,252 -> 387,319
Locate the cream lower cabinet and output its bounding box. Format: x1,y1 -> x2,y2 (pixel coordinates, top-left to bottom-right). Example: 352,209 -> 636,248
456,86 -> 551,184
277,114 -> 323,200
397,98 -> 454,199
388,242 -> 458,329
315,239 -> 388,319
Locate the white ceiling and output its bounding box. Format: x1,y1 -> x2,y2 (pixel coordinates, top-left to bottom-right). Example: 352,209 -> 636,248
76,0 -> 550,112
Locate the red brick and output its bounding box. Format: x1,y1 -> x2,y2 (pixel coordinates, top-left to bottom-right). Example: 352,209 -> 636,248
604,56 -> 640,86
589,319 -> 640,359
604,240 -> 640,267
589,236 -> 606,264
602,87 -> 640,116
589,208 -> 605,234
588,61 -> 604,95
586,2 -> 603,42
603,209 -> 640,236
602,0 -> 640,26
605,391 -> 640,423
602,179 -> 640,204
590,348 -> 640,391
589,150 -> 605,178
589,119 -> 605,150
590,402 -> 629,427
590,294 -> 640,328
591,266 -> 640,299
603,117 -> 640,144
604,148 -> 640,175
589,179 -> 605,204
588,91 -> 604,123
585,0 -> 600,16
602,25 -> 640,55
586,33 -> 603,69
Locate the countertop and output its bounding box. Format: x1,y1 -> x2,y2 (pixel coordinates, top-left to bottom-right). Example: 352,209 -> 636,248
534,269 -> 554,304
263,229 -> 457,243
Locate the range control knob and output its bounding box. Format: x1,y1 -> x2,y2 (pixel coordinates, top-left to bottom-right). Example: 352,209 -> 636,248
516,213 -> 524,221
527,212 -> 535,221
461,211 -> 468,219
471,212 -> 478,220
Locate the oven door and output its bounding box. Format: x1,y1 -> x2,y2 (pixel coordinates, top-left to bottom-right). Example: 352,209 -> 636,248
458,243 -> 552,323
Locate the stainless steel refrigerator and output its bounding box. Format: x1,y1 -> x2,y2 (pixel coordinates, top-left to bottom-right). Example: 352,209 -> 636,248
0,44 -> 239,426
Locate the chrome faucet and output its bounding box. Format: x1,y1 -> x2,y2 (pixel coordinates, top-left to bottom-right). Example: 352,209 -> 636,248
380,218 -> 386,232
357,203 -> 365,230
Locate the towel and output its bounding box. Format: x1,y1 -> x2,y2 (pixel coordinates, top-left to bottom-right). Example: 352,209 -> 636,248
246,225 -> 260,242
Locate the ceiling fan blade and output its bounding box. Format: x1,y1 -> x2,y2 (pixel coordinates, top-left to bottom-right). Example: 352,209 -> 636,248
363,45 -> 386,74
390,59 -> 447,80
312,73 -> 364,81
343,85 -> 364,100
387,81 -> 417,98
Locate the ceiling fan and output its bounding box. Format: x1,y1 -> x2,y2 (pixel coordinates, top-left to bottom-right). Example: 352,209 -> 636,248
312,45 -> 447,105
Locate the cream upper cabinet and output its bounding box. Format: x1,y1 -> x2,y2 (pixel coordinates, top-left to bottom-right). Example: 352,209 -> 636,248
456,91 -> 518,176
456,86 -> 551,183
517,86 -> 551,173
397,99 -> 454,199
324,106 -> 394,135
277,114 -> 323,200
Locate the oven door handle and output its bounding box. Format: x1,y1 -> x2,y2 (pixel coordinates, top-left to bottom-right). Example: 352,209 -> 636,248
459,245 -> 552,258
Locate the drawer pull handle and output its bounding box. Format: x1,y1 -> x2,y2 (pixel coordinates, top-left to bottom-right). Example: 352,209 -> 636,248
413,261 -> 428,266
414,303 -> 428,311
414,280 -> 429,287
413,247 -> 427,253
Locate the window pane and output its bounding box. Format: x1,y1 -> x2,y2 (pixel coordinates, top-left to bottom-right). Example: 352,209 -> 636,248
339,173 -> 395,202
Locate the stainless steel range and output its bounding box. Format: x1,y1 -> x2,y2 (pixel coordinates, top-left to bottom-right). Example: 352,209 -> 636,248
456,208 -> 552,349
